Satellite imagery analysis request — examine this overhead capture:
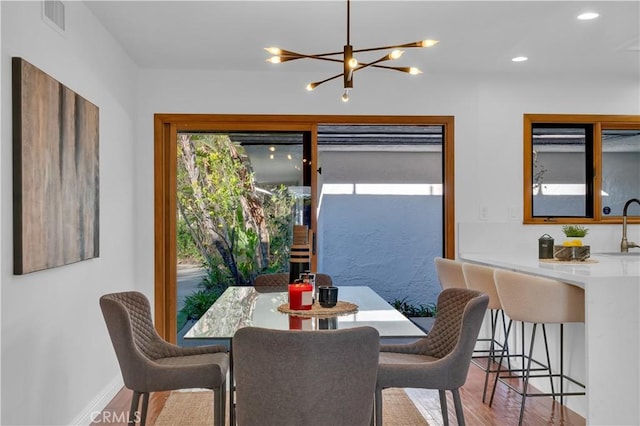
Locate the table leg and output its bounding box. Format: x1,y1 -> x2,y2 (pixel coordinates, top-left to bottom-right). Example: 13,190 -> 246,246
229,339 -> 235,426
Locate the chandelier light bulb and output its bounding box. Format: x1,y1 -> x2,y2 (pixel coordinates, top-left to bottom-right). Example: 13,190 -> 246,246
348,57 -> 358,68
389,50 -> 404,60
265,47 -> 282,55
409,67 -> 422,75
306,83 -> 316,91
341,89 -> 350,102
420,39 -> 439,48
267,56 -> 281,64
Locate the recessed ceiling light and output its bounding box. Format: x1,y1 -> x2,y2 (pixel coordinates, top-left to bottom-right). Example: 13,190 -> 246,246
512,56 -> 528,62
577,12 -> 599,20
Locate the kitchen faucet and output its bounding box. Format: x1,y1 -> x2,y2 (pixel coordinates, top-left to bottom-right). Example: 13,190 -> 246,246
621,198 -> 640,252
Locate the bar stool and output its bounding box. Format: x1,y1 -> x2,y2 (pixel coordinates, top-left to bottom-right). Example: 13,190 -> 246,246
462,263 -> 510,403
434,257 -> 467,289
435,257 -> 498,368
491,269 -> 586,425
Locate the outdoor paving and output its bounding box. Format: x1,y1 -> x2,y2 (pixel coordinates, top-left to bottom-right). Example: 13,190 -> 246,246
176,265 -> 229,348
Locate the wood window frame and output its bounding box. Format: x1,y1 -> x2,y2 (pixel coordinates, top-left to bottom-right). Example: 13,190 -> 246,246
524,113 -> 640,225
154,114 -> 455,341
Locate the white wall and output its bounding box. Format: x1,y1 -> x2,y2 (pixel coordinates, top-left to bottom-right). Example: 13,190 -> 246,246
136,68 -> 640,295
1,2 -> 138,424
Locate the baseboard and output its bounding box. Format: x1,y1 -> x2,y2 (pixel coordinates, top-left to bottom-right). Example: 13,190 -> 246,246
69,375 -> 123,425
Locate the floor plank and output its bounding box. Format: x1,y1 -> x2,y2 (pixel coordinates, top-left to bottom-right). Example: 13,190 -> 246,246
94,358 -> 585,425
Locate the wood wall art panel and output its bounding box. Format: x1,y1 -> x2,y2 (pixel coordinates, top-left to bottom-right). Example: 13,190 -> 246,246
12,57 -> 99,274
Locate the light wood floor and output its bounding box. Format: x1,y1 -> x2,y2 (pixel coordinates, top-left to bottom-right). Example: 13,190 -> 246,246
94,357 -> 585,425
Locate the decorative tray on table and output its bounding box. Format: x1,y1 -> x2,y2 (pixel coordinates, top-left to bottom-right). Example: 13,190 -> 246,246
278,301 -> 358,317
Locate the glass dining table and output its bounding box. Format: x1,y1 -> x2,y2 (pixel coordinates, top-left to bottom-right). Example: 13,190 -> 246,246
184,285 -> 427,425
185,285 -> 427,339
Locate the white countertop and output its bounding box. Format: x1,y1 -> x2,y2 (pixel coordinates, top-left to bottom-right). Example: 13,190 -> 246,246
460,252 -> 640,287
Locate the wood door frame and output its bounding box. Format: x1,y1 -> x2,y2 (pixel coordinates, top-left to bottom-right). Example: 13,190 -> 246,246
154,114 -> 455,341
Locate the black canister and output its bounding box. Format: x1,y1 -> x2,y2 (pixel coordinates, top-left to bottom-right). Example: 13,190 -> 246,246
538,234 -> 554,259
289,244 -> 310,283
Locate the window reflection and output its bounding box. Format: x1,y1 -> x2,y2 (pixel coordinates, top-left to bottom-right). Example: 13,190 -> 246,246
532,125 -> 590,217
601,129 -> 640,217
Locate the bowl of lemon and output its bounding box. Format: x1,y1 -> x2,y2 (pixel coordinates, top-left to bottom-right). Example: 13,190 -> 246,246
554,225 -> 590,261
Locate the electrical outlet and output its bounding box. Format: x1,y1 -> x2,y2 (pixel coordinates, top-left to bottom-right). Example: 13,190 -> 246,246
479,207 -> 488,221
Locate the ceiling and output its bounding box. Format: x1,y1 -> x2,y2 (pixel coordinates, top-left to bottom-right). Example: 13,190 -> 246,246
85,1 -> 640,78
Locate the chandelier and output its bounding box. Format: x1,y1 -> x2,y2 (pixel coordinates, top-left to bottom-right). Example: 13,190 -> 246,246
265,0 -> 438,102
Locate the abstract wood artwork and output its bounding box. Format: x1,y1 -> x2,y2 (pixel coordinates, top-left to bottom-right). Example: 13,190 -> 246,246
12,57 -> 99,274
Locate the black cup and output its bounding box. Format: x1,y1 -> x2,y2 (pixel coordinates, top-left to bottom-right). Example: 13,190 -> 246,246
318,286 -> 338,308
319,317 -> 338,329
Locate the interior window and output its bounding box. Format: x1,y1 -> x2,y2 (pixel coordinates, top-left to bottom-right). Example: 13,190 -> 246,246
524,114 -> 640,224
531,124 -> 592,218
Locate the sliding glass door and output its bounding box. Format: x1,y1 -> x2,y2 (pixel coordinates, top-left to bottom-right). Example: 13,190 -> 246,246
154,114 -> 454,343
175,131 -> 311,343
316,125 -> 444,306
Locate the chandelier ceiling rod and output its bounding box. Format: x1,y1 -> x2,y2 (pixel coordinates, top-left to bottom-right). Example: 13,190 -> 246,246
264,0 -> 439,102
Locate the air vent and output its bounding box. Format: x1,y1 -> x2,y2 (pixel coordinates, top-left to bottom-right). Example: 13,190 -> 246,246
42,0 -> 65,35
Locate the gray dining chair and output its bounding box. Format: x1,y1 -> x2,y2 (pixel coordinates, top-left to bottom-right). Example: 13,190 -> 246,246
254,272 -> 333,287
376,288 -> 489,426
253,272 -> 289,287
233,326 -> 380,426
100,291 -> 229,426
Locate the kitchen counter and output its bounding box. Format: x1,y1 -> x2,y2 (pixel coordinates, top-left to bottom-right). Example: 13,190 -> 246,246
460,252 -> 640,425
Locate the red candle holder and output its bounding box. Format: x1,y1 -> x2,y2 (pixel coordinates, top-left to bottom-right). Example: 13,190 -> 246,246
288,315 -> 312,330
288,283 -> 313,310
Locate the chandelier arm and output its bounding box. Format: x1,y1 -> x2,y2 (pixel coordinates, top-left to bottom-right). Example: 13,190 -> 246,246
281,48 -> 345,58
351,55 -> 391,73
352,41 -> 423,54
369,64 -> 415,73
311,72 -> 344,88
280,54 -> 345,64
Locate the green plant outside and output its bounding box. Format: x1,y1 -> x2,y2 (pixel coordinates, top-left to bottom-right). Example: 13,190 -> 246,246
177,218 -> 203,264
176,135 -> 297,329
390,297 -> 437,318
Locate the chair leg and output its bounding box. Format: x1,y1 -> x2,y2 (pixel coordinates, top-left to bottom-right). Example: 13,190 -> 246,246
500,310 -> 512,371
128,391 -> 142,425
560,323 -> 564,406
370,396 -> 375,426
541,324 -> 556,400
438,390 -> 449,426
519,323 -> 537,426
214,386 -> 225,426
482,309 -> 499,403
489,319 -> 513,407
140,392 -> 150,426
451,389 -> 465,426
375,388 -> 383,426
